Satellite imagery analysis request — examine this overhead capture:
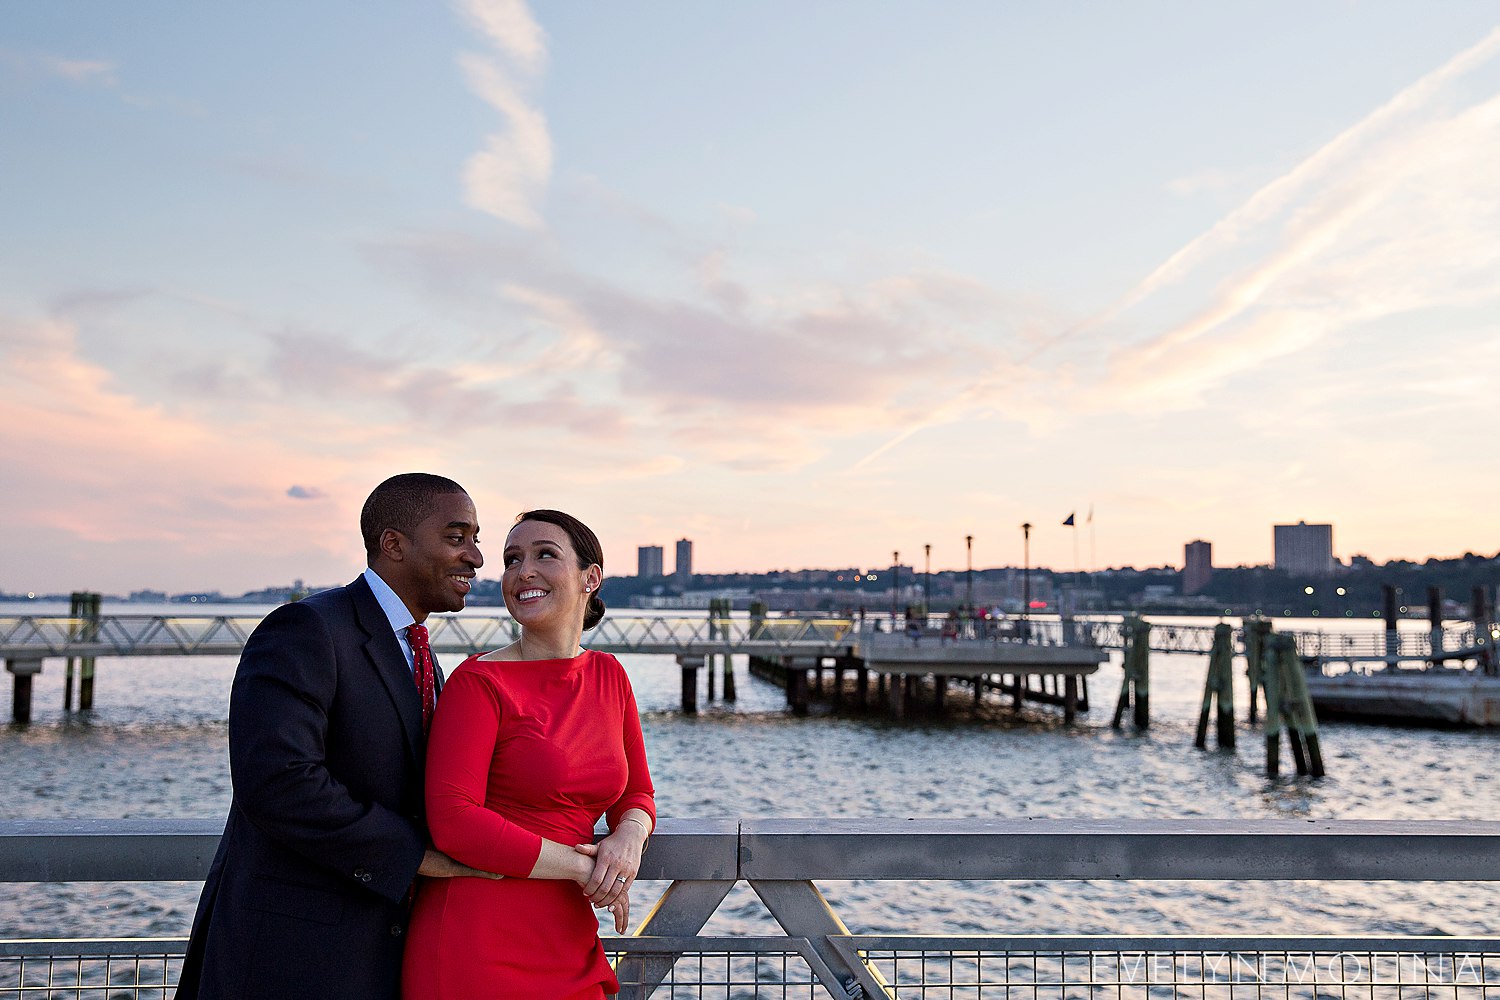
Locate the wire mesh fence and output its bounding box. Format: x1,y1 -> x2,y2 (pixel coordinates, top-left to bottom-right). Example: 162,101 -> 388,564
840,938 -> 1500,1000
0,940 -> 182,1000
6,936 -> 1500,1000
608,937 -> 830,999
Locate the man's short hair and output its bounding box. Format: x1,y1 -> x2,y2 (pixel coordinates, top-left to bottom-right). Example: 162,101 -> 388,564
360,473 -> 468,561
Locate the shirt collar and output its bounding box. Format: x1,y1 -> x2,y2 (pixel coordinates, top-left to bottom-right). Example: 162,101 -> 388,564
362,566 -> 416,635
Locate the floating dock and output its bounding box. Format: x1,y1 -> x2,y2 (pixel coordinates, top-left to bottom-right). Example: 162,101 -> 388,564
1305,668 -> 1500,726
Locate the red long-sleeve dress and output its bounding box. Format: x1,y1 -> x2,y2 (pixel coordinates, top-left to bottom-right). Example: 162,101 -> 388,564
402,650 -> 655,1000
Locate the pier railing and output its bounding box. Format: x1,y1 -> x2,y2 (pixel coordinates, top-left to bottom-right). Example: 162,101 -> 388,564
0,613 -> 862,659
4,611 -> 1483,660
5,818 -> 1500,999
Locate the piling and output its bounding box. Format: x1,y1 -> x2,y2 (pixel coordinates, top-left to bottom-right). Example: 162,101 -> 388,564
1111,616 -> 1150,730
69,591 -> 101,711
1475,586 -> 1496,677
1262,633 -> 1282,777
1428,586 -> 1444,664
722,655 -> 737,701
1243,619 -> 1270,724
1194,623 -> 1235,750
1382,584 -> 1399,667
746,600 -> 774,679
886,673 -> 905,719
7,657 -> 43,725
1260,635 -> 1324,778
786,657 -> 809,717
712,597 -> 737,701
678,654 -> 703,715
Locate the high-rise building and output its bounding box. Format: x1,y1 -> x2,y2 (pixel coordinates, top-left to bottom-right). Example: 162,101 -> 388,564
637,545 -> 664,579
1183,540 -> 1213,596
675,538 -> 693,586
1273,521 -> 1335,578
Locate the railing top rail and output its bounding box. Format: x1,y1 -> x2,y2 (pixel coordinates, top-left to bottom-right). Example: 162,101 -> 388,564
2,613 -> 1489,661
6,818 -> 1500,884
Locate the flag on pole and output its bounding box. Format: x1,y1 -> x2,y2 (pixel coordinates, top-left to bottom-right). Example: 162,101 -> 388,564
1062,512 -> 1075,526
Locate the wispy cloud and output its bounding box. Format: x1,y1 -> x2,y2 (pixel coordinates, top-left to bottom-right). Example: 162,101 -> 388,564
853,23 -> 1500,461
1100,32 -> 1500,406
366,225 -> 1026,470
454,0 -> 552,228
0,49 -> 117,88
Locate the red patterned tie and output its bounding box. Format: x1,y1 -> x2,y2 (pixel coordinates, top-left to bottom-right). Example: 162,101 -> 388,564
406,623 -> 436,734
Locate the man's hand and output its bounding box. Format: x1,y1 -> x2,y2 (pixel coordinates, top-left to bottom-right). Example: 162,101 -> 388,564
418,848 -> 502,880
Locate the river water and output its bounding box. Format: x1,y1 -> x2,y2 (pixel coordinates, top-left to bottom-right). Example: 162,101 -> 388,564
2,604 -> 1497,941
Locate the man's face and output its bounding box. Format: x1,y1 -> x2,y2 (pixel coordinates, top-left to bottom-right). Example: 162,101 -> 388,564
388,492 -> 483,620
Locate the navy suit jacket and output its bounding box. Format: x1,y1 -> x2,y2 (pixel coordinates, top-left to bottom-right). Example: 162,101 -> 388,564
176,576 -> 439,999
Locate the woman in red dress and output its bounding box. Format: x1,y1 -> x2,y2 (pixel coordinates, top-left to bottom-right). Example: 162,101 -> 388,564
403,509 -> 655,999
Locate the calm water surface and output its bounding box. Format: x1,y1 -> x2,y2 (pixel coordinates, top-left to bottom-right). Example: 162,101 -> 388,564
2,606 -> 1497,939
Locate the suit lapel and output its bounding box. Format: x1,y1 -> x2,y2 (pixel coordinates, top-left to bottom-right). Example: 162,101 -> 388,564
347,575 -> 424,761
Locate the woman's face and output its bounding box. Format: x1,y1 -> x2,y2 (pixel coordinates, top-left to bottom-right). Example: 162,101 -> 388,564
502,519 -> 598,629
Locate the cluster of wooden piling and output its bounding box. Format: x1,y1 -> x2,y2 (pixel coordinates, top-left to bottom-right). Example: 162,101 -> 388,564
1193,618 -> 1323,778
1261,631 -> 1324,777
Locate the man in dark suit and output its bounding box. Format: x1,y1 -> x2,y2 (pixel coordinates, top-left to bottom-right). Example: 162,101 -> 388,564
177,473 -> 491,999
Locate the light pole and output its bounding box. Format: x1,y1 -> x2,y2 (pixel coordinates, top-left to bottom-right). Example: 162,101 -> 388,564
891,550 -> 900,622
1021,522 -> 1032,638
923,543 -> 931,615
965,534 -> 974,613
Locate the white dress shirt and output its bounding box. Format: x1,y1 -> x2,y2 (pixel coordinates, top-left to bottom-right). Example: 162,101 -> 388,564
362,567 -> 417,674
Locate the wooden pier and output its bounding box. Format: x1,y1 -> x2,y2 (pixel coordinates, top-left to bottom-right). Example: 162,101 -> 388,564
742,629 -> 1105,721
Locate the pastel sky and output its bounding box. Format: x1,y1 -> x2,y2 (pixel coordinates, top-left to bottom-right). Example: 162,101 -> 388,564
4,3 -> 1498,594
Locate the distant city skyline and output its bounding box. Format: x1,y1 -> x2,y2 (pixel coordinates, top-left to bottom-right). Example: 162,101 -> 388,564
4,4 -> 1499,593
5,535 -> 1493,603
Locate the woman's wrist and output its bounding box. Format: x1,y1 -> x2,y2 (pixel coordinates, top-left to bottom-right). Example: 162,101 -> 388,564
617,815 -> 651,845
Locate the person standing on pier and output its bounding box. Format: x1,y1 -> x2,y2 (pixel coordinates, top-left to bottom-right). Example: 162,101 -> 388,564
176,473 -> 492,1000
402,509 -> 655,1000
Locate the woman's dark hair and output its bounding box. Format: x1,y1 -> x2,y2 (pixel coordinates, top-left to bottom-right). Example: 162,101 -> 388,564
514,509 -> 606,630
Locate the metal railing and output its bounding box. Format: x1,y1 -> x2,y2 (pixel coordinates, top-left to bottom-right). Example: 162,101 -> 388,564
8,611 -> 1480,661
0,614 -> 860,659
9,610 -> 1496,669
5,819 -> 1500,999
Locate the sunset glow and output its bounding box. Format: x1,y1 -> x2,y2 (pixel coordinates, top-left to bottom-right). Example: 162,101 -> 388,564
3,4 -> 1498,594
